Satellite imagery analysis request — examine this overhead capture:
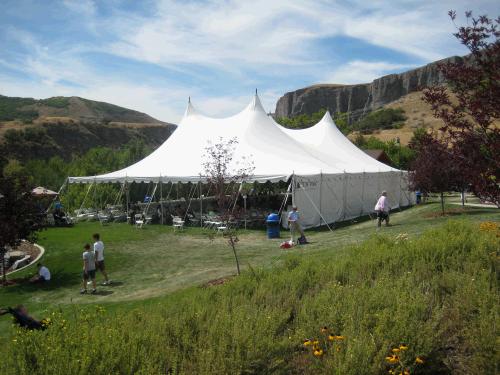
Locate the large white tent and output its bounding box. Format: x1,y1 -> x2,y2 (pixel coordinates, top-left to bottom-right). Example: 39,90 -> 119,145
69,93 -> 413,228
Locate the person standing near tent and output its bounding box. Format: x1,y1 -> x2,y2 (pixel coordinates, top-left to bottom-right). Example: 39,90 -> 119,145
288,206 -> 305,244
81,244 -> 97,294
374,191 -> 390,227
93,233 -> 110,285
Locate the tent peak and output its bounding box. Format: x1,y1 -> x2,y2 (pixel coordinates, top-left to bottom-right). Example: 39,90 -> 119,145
183,97 -> 196,118
247,91 -> 266,113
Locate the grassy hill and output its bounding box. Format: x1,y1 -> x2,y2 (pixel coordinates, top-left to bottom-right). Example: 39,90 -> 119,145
0,202 -> 498,374
0,95 -> 177,161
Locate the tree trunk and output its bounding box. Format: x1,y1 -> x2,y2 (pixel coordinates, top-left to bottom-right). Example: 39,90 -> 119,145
229,236 -> 241,276
440,192 -> 445,215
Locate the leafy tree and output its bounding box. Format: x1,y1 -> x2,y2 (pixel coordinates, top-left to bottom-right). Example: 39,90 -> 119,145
353,135 -> 415,170
409,132 -> 463,214
422,11 -> 500,206
0,172 -> 42,284
202,137 -> 254,275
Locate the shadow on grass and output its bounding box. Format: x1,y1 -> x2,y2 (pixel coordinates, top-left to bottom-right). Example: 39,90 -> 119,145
2,271 -> 78,295
106,281 -> 123,287
92,290 -> 114,296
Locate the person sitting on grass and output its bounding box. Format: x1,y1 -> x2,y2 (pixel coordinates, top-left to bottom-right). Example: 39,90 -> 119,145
81,243 -> 97,294
30,263 -> 51,284
0,305 -> 50,330
93,233 -> 110,285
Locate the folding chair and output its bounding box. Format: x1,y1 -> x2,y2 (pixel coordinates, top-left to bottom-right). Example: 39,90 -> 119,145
135,214 -> 145,229
172,216 -> 185,231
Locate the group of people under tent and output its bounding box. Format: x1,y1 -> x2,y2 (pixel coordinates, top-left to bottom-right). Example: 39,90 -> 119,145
287,190 -> 391,244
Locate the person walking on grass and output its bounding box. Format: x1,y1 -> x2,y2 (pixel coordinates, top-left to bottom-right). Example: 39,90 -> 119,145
81,244 -> 96,294
93,233 -> 110,285
374,191 -> 391,227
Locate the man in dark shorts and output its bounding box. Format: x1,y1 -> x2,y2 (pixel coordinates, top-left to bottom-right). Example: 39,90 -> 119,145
81,244 -> 96,294
93,233 -> 110,285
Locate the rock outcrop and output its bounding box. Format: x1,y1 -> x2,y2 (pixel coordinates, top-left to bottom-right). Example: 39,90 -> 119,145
274,56 -> 465,123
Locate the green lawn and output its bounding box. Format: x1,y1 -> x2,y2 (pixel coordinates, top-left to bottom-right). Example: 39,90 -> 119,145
0,202 -> 498,338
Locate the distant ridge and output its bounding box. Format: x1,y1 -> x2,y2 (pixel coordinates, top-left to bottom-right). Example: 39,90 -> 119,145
0,95 -> 177,161
274,55 -> 466,123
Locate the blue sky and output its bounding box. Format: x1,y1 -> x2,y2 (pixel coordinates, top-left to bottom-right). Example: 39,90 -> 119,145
1,0 -> 498,123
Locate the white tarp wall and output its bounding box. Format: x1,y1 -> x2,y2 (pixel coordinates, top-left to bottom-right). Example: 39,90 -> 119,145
293,171 -> 414,229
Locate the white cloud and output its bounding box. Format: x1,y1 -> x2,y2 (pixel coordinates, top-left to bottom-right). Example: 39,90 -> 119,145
324,60 -> 415,84
62,0 -> 96,16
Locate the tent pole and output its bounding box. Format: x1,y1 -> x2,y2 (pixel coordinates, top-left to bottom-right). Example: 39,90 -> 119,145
298,184 -> 333,232
361,171 -> 365,216
319,171 -> 323,227
342,171 -> 347,220
46,177 -> 68,213
199,181 -> 203,228
160,178 -> 164,225
291,173 -> 295,207
125,180 -> 129,222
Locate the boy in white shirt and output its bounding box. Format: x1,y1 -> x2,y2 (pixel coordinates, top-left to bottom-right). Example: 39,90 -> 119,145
30,263 -> 50,283
93,233 -> 110,285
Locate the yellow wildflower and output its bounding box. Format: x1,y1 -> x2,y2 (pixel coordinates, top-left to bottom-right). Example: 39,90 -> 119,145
385,355 -> 399,364
399,344 -> 408,350
303,339 -> 312,347
392,348 -> 401,353
403,369 -> 410,375
415,356 -> 424,364
320,326 -> 328,333
313,340 -> 319,346
313,349 -> 324,357
335,335 -> 345,340
328,335 -> 335,341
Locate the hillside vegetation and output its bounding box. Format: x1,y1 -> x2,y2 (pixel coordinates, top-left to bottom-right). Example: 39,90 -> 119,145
0,207 -> 498,374
0,95 -> 176,162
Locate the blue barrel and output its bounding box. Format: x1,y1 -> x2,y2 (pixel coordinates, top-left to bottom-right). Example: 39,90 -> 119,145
266,213 -> 280,239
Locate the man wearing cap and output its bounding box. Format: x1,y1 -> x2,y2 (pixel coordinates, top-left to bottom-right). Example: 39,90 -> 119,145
288,206 -> 305,243
374,191 -> 390,227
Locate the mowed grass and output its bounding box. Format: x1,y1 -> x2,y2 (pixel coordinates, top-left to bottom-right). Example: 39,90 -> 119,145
0,205 -> 497,374
0,203 -> 498,337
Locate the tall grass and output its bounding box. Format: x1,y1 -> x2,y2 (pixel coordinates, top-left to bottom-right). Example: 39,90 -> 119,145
1,221 -> 498,374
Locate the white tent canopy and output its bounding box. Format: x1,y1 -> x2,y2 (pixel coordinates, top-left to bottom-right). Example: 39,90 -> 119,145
69,93 -> 413,227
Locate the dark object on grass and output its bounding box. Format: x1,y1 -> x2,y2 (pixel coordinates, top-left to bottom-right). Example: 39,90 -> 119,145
0,305 -> 47,330
298,235 -> 308,245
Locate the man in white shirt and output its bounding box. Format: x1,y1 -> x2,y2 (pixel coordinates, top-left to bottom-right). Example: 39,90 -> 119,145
288,206 -> 305,243
93,233 -> 110,285
31,263 -> 50,283
374,191 -> 390,227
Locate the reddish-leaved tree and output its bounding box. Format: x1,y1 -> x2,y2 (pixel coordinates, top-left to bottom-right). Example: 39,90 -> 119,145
422,11 -> 500,206
409,131 -> 464,214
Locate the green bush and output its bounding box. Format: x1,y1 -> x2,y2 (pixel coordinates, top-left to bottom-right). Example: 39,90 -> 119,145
353,108 -> 407,133
0,222 -> 497,374
41,97 -> 70,108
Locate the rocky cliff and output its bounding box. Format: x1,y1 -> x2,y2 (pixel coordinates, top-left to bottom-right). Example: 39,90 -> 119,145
275,56 -> 465,122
